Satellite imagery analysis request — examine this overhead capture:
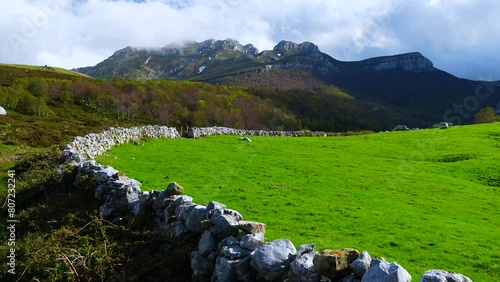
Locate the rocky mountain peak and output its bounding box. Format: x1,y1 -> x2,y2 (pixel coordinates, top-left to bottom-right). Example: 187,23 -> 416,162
273,40 -> 320,53
196,39 -> 258,55
357,52 -> 434,72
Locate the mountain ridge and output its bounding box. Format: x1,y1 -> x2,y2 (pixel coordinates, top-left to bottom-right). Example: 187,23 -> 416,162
74,38 -> 435,80
74,38 -> 500,125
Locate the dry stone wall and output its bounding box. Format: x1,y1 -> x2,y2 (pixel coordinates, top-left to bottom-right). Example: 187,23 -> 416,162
188,126 -> 304,138
62,125 -> 180,162
63,126 -> 474,282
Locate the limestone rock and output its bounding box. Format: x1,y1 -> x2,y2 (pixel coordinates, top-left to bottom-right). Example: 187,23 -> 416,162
351,251 -> 372,278
420,269 -> 473,282
224,209 -> 243,221
361,258 -> 411,282
289,251 -> 321,282
235,256 -> 257,282
251,239 -> 297,281
313,248 -> 360,279
240,232 -> 265,251
217,236 -> 239,251
211,256 -> 238,282
207,201 -> 227,211
210,213 -> 240,240
297,243 -> 316,255
166,195 -> 193,213
92,166 -> 119,184
185,205 -> 208,233
221,246 -> 251,260
239,221 -> 266,234
191,250 -> 215,281
175,203 -> 195,221
166,182 -> 184,196
199,231 -> 218,256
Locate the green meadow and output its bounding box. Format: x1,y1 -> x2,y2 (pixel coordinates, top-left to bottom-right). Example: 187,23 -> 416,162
97,123 -> 500,281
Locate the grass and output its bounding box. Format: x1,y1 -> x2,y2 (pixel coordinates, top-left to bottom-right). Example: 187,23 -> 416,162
0,63 -> 87,86
97,123 -> 500,281
0,63 -> 86,77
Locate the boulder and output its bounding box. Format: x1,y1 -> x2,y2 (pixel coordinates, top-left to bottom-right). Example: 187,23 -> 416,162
240,232 -> 265,251
217,236 -> 239,251
239,221 -> 266,234
92,166 -> 118,184
191,250 -> 215,281
351,251 -> 372,278
185,205 -> 208,233
207,201 -> 227,211
172,220 -> 188,237
166,195 -> 193,213
175,203 -> 196,221
313,248 -> 360,279
224,209 -> 243,221
221,246 -> 252,260
211,256 -> 239,282
199,231 -> 218,256
235,256 -> 257,282
297,243 -> 316,255
251,239 -> 297,281
210,213 -> 240,240
289,251 -> 321,282
420,270 -> 473,282
166,182 -> 184,196
361,258 -> 411,282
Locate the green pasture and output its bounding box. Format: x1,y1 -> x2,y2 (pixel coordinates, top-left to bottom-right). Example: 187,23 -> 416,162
0,63 -> 86,76
97,123 -> 500,281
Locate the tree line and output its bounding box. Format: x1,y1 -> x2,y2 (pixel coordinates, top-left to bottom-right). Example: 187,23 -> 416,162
0,77 -> 301,131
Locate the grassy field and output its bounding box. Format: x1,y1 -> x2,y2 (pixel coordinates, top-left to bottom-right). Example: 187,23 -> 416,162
96,123 -> 500,281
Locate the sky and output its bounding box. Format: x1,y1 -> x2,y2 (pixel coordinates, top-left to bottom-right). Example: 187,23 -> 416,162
1,0 -> 499,81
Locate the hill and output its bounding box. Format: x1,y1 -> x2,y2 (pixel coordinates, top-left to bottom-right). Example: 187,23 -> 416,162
75,39 -> 500,125
0,64 -> 87,86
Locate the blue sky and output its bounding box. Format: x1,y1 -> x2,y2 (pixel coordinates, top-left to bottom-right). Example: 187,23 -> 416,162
1,0 -> 499,80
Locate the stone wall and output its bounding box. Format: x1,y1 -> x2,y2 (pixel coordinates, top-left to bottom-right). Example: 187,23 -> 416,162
62,126 -> 474,282
188,126 -> 305,138
62,125 -> 180,162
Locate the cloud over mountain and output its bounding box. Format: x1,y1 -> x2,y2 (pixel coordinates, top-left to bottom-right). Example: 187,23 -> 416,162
1,0 -> 499,80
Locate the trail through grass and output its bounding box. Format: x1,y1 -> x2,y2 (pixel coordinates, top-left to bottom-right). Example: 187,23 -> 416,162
97,124 -> 500,281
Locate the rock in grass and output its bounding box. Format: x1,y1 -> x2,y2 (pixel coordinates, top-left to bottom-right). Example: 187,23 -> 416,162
166,182 -> 184,196
420,269 -> 473,282
313,248 -> 360,279
351,251 -> 372,278
239,220 -> 266,234
361,257 -> 411,282
251,239 -> 297,281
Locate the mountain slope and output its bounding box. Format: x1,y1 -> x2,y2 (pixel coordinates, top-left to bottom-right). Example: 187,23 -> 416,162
75,39 -> 500,125
75,39 -> 435,81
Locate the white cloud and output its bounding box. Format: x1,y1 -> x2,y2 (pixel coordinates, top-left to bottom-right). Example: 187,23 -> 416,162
0,0 -> 499,80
